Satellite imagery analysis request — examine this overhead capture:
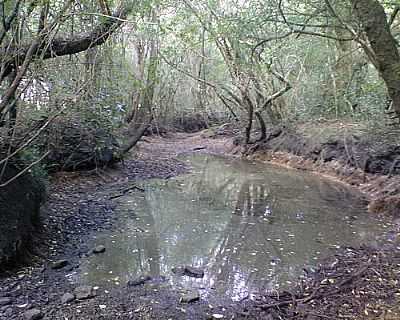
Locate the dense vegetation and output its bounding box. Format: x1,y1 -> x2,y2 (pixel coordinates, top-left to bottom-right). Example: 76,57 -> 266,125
2,2 -> 400,319
0,0 -> 400,181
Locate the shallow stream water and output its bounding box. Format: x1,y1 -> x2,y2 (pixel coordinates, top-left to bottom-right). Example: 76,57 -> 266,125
73,154 -> 393,300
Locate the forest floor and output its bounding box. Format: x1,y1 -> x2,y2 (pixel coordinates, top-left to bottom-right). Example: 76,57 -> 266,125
1,129 -> 400,320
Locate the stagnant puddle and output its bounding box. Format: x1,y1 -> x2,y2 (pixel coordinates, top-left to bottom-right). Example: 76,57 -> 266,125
72,154 -> 393,300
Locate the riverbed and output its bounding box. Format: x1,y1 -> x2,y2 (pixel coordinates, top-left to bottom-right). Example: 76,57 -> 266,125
73,154 -> 393,301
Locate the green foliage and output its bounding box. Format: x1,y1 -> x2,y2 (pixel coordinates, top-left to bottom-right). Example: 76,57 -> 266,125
19,147 -> 49,185
1,0 -> 397,172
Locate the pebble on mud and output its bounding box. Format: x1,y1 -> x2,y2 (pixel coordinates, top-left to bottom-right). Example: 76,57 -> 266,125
180,291 -> 200,303
127,275 -> 152,287
184,266 -> 205,278
0,297 -> 11,306
61,293 -> 75,304
23,308 -> 43,320
50,259 -> 69,270
74,286 -> 95,300
172,266 -> 205,278
92,245 -> 106,254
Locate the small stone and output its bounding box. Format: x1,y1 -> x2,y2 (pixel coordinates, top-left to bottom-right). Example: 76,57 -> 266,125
0,298 -> 11,306
184,266 -> 204,278
74,286 -> 95,300
92,245 -> 106,254
50,260 -> 69,270
171,267 -> 185,276
4,307 -> 13,316
23,309 -> 43,320
172,266 -> 205,278
127,275 -> 151,287
61,293 -> 75,304
180,291 -> 200,303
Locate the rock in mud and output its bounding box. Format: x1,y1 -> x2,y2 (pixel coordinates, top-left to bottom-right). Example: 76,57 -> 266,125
171,266 -> 185,276
180,291 -> 200,303
173,266 -> 205,278
61,293 -> 75,304
127,275 -> 152,287
184,266 -> 204,278
23,308 -> 43,320
3,307 -> 13,317
74,286 -> 95,300
0,298 -> 11,306
51,259 -> 69,270
92,245 -> 106,254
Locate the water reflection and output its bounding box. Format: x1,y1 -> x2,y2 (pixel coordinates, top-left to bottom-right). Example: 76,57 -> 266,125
76,154 -> 392,300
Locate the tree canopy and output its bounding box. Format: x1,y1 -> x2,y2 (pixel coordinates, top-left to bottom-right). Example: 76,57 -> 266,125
1,0 -> 400,175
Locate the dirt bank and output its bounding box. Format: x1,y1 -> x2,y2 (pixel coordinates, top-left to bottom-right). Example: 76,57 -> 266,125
241,122 -> 400,218
0,163 -> 45,269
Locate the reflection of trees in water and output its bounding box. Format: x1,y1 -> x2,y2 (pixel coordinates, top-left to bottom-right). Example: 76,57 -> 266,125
80,199 -> 162,284
146,186 -> 228,271
234,180 -> 275,217
81,155 -> 386,292
135,208 -> 161,276
206,215 -> 278,298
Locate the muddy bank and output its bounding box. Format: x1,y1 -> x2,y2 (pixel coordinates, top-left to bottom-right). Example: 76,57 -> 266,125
244,125 -> 400,176
242,124 -> 400,217
0,163 -> 45,269
250,245 -> 400,319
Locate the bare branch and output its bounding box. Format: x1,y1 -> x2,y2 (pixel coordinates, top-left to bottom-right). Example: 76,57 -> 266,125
0,151 -> 50,188
0,5 -> 132,81
389,6 -> 400,26
0,108 -> 65,166
0,0 -> 22,44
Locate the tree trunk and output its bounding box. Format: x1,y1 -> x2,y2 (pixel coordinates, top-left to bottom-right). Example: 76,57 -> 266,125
255,111 -> 267,142
126,42 -> 146,123
120,114 -> 152,155
350,0 -> 400,117
244,92 -> 256,144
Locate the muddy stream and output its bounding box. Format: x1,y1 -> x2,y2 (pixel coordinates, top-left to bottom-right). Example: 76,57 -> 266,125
70,154 -> 392,302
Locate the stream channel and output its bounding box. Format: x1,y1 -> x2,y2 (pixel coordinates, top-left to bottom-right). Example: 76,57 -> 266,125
69,154 -> 393,301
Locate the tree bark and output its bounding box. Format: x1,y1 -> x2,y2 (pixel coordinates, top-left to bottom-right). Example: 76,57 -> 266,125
349,0 -> 400,117
120,114 -> 153,155
243,94 -> 254,144
255,110 -> 267,141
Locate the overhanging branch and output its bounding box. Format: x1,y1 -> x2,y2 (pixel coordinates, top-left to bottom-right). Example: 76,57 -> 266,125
0,6 -> 131,81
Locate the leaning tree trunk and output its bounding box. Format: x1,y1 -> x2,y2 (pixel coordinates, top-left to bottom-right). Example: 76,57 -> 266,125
121,113 -> 153,155
350,0 -> 400,117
